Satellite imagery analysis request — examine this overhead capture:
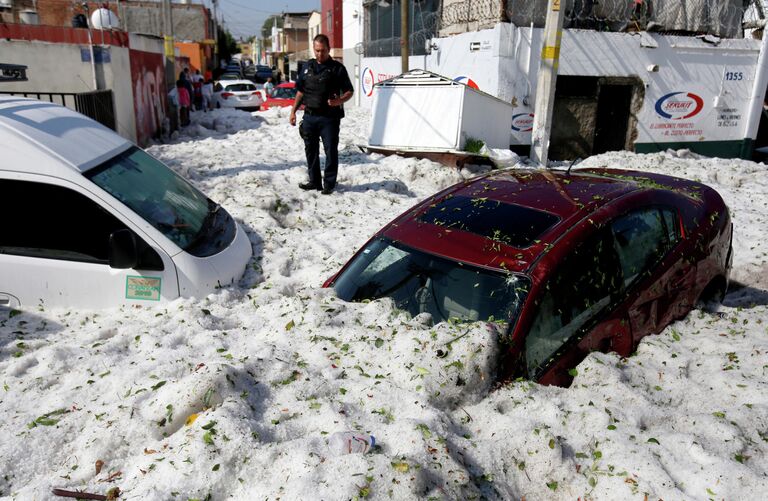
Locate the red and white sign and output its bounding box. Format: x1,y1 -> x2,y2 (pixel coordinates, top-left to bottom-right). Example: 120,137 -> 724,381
511,113 -> 534,132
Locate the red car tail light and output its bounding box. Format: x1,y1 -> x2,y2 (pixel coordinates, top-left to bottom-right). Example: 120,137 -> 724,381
221,92 -> 234,99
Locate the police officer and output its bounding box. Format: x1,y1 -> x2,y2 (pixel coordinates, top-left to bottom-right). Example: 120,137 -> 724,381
290,34 -> 354,195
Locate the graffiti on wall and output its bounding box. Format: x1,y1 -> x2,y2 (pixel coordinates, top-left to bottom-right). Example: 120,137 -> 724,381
130,50 -> 166,146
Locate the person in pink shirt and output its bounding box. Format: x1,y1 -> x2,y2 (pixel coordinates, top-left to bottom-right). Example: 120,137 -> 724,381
176,80 -> 191,126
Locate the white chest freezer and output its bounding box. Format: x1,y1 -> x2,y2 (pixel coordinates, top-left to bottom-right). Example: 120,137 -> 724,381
368,70 -> 514,152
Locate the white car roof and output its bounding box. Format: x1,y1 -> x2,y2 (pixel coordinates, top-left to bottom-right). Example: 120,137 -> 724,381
0,95 -> 131,174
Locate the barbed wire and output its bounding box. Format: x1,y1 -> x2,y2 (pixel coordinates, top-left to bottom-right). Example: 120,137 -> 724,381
442,0 -> 503,27
362,0 -> 754,56
449,0 -> 749,37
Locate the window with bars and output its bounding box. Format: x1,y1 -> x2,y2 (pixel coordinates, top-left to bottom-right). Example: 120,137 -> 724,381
364,0 -> 440,57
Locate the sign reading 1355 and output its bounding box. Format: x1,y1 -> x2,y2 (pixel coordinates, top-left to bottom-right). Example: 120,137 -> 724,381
725,71 -> 744,81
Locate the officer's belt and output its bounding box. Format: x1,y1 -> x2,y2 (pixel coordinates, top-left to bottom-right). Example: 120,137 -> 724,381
304,108 -> 336,117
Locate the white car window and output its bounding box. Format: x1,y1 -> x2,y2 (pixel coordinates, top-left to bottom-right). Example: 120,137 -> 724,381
86,146 -> 210,250
225,83 -> 256,92
0,179 -> 163,269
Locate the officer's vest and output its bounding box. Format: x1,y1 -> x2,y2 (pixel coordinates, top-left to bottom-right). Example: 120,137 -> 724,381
302,62 -> 335,111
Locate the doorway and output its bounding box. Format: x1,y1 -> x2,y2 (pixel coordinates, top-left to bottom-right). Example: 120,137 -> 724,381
593,83 -> 634,154
550,76 -> 643,160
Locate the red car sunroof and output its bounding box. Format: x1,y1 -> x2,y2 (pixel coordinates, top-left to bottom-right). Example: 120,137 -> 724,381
418,195 -> 560,248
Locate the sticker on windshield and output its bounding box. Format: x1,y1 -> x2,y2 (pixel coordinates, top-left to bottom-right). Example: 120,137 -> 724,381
126,276 -> 162,301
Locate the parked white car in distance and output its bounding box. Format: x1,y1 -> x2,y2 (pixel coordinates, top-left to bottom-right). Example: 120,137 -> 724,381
213,79 -> 263,111
0,96 -> 253,309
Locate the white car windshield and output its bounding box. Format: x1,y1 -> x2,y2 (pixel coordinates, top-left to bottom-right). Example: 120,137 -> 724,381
85,147 -> 211,250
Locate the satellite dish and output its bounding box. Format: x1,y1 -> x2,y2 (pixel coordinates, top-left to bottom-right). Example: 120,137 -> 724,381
354,42 -> 365,55
90,8 -> 119,29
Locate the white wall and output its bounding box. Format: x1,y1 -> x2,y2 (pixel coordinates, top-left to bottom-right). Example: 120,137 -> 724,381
0,40 -> 101,94
128,32 -> 163,53
109,45 -> 137,142
342,0 -> 363,106
523,28 -> 760,146
360,25 -> 510,108
359,55 -> 428,103
361,23 -> 763,147
0,40 -> 137,143
342,0 -> 363,50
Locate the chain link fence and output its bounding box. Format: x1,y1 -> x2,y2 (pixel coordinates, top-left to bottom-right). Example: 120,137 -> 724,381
363,0 -> 757,57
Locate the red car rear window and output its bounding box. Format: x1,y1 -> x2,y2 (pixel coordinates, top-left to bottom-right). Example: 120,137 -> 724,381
419,195 -> 559,248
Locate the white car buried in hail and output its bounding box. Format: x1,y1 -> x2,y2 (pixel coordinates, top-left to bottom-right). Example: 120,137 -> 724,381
213,79 -> 263,111
0,96 -> 253,309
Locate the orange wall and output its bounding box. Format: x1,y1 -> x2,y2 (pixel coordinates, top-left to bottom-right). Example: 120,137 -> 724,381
175,42 -> 206,73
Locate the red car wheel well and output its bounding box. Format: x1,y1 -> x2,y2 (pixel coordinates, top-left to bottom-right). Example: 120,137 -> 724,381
698,275 -> 727,306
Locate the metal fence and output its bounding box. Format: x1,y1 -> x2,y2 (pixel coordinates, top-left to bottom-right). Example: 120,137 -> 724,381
0,90 -> 116,131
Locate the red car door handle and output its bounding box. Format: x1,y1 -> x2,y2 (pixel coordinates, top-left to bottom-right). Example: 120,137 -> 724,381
670,272 -> 688,288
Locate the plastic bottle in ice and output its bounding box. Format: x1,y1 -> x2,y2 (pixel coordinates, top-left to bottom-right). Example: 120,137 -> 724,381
328,431 -> 376,455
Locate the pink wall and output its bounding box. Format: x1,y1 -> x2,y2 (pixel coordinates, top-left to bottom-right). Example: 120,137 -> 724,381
130,49 -> 167,146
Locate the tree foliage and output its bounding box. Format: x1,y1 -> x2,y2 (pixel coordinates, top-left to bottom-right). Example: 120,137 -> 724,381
261,14 -> 283,39
217,28 -> 239,62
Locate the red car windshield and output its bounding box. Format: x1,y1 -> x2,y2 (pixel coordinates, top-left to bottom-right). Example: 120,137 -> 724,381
333,238 -> 530,326
271,87 -> 297,99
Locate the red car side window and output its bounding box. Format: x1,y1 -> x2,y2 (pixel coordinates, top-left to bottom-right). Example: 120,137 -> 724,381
525,228 -> 622,375
610,208 -> 671,288
661,208 -> 680,244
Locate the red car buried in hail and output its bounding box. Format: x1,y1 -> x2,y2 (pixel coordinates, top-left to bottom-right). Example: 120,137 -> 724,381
261,82 -> 301,110
325,168 -> 732,387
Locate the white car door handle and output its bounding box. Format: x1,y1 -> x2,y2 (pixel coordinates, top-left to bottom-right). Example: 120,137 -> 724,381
0,293 -> 18,307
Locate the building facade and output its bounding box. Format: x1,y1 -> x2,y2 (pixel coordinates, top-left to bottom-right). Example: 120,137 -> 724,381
342,0 -> 363,105
281,12 -> 312,81
321,0 -> 343,60
355,0 -> 767,159
1,0 -> 216,72
0,23 -> 168,146
308,11 -> 322,48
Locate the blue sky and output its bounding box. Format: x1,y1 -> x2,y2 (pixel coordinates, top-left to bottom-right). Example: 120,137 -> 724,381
214,0 -> 321,40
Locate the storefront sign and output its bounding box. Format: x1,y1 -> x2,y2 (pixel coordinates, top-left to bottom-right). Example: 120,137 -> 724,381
511,113 -> 534,132
655,91 -> 704,120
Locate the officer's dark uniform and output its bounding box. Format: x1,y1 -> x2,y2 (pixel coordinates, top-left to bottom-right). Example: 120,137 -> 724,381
296,57 -> 353,191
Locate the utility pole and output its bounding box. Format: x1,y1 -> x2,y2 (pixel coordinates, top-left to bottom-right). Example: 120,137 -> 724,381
82,2 -> 98,90
162,0 -> 175,91
212,0 -> 219,69
401,0 -> 409,73
742,20 -> 768,158
530,0 -> 565,166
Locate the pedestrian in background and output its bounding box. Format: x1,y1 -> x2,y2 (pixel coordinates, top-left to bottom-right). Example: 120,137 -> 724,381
191,70 -> 204,111
201,78 -> 214,112
176,80 -> 191,126
181,68 -> 194,110
264,77 -> 275,97
289,34 -> 353,195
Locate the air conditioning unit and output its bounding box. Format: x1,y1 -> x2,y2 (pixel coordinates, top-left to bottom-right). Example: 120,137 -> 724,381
0,0 -> 13,10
